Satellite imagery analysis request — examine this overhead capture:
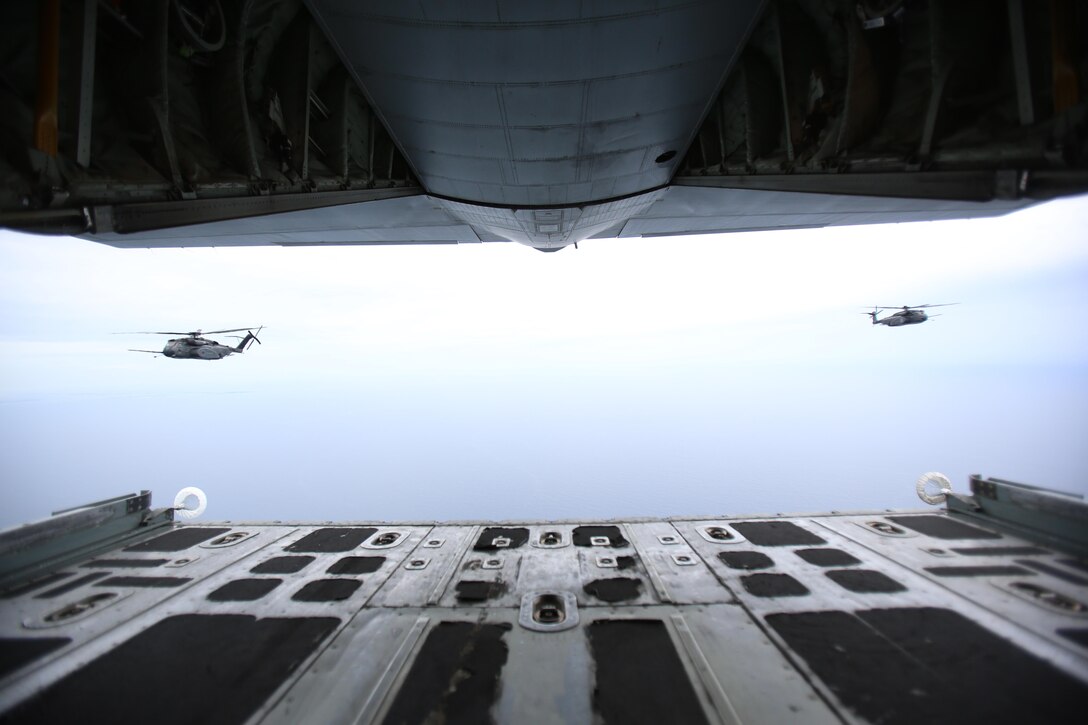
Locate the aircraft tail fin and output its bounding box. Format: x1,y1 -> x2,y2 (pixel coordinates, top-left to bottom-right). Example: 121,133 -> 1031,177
234,326 -> 263,352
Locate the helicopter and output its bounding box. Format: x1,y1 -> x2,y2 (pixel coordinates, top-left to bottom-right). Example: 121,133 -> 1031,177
863,304 -> 957,327
128,327 -> 263,359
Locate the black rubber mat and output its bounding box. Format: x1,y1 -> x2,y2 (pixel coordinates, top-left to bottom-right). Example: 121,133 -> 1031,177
35,572 -> 108,599
1058,628 -> 1088,649
325,556 -> 385,575
951,546 -> 1047,556
0,637 -> 70,680
861,607 -> 1088,723
587,620 -> 708,725
741,573 -> 809,597
1015,559 -> 1088,586
717,551 -> 774,570
794,548 -> 861,567
291,579 -> 361,602
825,569 -> 906,593
583,577 -> 642,602
95,576 -> 192,588
924,565 -> 1032,577
285,528 -> 377,553
767,607 -> 1088,724
124,528 -> 231,552
1059,558 -> 1088,573
82,559 -> 169,568
454,580 -> 507,602
730,521 -> 825,546
473,527 -> 530,551
571,525 -> 629,547
251,556 -> 315,574
1,572 -> 73,599
886,515 -> 1000,540
207,579 -> 282,602
1,614 -> 338,725
382,622 -> 510,725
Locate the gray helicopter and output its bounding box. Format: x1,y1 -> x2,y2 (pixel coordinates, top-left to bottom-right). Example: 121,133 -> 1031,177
863,305 -> 957,327
128,327 -> 263,359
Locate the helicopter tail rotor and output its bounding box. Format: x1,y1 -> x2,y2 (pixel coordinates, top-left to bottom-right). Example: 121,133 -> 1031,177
232,326 -> 264,352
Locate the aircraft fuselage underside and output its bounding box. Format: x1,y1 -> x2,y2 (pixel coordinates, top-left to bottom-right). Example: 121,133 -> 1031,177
1,1 -> 1085,251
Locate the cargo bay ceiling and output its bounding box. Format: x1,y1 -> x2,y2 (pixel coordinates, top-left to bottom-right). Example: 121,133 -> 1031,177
0,0 -> 1085,251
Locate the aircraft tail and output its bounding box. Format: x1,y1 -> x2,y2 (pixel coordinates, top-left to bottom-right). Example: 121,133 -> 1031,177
862,309 -> 878,324
234,326 -> 263,352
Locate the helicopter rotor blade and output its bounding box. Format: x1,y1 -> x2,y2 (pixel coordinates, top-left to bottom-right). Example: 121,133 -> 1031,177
117,328 -> 264,348
869,303 -> 959,310
117,326 -> 261,336
199,327 -> 259,335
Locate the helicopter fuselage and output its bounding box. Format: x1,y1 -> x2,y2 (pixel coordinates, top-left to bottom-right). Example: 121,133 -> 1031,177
162,338 -> 236,359
128,327 -> 261,359
876,310 -> 928,326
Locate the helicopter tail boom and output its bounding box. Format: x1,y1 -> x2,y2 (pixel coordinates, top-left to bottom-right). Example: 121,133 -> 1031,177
233,326 -> 263,352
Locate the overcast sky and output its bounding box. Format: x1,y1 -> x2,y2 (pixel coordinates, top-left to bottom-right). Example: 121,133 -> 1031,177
1,195 -> 1086,527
